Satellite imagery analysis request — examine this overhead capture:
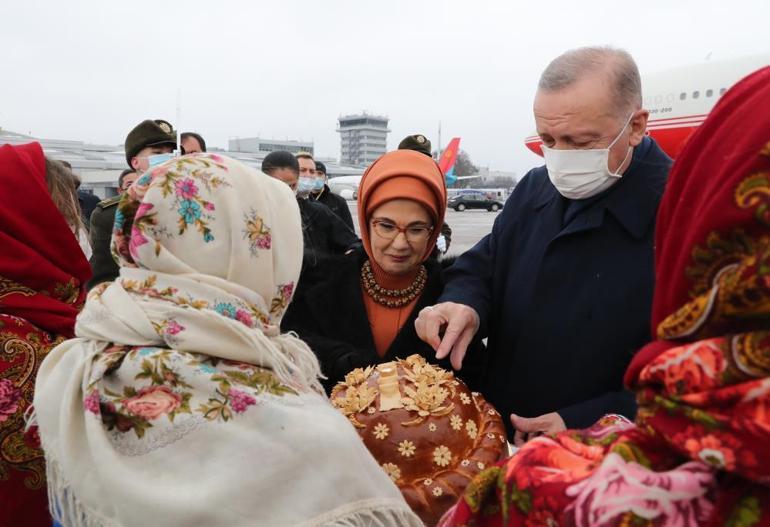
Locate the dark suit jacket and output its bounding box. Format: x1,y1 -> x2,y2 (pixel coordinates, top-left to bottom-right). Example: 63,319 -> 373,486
441,136 -> 671,436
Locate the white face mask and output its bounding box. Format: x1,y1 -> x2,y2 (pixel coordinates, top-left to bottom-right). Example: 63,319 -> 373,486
542,113 -> 635,200
295,176 -> 315,199
148,152 -> 175,168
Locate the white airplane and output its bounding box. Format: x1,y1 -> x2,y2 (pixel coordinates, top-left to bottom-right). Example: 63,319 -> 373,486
328,175 -> 364,200
525,54 -> 770,159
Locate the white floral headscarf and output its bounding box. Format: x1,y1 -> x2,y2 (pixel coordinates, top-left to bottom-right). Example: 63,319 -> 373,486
33,154 -> 422,527
113,153 -> 298,331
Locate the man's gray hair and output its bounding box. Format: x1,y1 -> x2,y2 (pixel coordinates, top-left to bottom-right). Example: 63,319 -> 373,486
538,46 -> 642,115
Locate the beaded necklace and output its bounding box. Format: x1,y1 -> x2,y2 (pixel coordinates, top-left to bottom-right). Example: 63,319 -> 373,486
361,260 -> 427,308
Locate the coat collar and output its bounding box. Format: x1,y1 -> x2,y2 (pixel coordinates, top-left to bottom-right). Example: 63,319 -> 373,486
532,137 -> 670,240
312,184 -> 331,201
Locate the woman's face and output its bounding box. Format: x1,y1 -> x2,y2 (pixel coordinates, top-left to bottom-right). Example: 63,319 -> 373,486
368,199 -> 433,277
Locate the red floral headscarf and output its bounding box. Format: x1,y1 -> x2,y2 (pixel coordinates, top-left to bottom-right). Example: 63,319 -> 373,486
0,142 -> 91,336
626,67 -> 770,385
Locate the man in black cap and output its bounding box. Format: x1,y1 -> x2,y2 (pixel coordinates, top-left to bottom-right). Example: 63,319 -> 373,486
397,134 -> 452,256
87,119 -> 177,289
310,160 -> 354,230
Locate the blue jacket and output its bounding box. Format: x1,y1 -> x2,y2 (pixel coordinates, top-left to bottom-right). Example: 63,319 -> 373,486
441,137 -> 671,435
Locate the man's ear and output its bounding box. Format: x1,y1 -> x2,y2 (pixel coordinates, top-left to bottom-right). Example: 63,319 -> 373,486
629,109 -> 649,147
130,157 -> 140,171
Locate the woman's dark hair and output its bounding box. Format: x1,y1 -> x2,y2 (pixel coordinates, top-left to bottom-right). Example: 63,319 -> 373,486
181,132 -> 207,153
45,157 -> 83,233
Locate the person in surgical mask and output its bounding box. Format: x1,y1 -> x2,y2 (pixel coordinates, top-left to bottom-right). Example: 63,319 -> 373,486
415,46 -> 672,445
87,119 -> 177,289
309,159 -> 355,230
261,151 -> 358,280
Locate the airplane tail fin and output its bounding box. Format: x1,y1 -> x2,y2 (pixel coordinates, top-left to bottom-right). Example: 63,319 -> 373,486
438,137 -> 461,175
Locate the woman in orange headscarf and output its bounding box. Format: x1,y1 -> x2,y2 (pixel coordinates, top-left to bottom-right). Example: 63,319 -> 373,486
439,66 -> 770,527
284,149 -> 483,392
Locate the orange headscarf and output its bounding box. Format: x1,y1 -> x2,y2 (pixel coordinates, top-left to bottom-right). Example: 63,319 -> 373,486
356,150 -> 447,356
357,150 -> 447,264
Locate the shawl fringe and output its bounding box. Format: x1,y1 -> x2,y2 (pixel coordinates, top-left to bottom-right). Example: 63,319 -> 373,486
46,457 -> 422,527
299,498 -> 425,527
46,458 -> 116,527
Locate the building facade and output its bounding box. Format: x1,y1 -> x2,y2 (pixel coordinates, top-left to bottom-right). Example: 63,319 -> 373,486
336,113 -> 390,166
228,137 -> 313,155
0,128 -> 360,199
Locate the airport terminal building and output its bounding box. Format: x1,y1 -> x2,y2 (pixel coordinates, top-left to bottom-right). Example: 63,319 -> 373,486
0,128 -> 363,199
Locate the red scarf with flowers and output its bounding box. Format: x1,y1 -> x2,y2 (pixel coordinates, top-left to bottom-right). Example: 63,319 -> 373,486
440,66 -> 770,527
0,142 -> 90,526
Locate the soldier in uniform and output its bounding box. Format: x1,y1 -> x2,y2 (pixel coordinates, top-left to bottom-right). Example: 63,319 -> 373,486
398,134 -> 453,256
87,119 -> 177,289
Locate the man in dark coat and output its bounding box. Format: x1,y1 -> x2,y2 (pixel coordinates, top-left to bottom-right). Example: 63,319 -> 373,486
261,151 -> 358,270
415,46 -> 672,443
87,120 -> 177,289
311,160 -> 354,230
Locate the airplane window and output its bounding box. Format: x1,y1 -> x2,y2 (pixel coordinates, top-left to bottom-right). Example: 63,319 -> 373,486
720,87 -> 727,95
693,90 -> 700,99
680,92 -> 686,100
706,89 -> 714,97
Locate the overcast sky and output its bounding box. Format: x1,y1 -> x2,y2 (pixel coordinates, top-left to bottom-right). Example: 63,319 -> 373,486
1,0 -> 768,176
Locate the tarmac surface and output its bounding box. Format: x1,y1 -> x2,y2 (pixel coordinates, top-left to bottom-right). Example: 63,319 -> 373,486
346,202 -> 499,258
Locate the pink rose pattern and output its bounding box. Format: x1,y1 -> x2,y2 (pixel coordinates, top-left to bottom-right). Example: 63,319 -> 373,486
269,282 -> 295,318
88,346 -> 296,439
84,390 -> 101,415
165,320 -> 185,336
228,388 -> 257,413
235,309 -> 255,328
175,178 -> 199,200
243,208 -> 272,256
124,386 -> 182,420
0,379 -> 21,423
565,454 -> 715,526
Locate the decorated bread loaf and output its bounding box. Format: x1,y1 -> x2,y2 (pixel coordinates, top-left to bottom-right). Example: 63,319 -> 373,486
331,354 -> 506,526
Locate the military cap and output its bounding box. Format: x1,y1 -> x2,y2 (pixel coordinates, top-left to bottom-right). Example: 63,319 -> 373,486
124,119 -> 177,167
398,134 -> 432,157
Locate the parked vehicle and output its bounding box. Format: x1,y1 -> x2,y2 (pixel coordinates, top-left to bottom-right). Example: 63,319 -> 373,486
448,191 -> 504,212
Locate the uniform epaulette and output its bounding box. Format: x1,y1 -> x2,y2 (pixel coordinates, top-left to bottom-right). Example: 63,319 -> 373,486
97,195 -> 122,208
